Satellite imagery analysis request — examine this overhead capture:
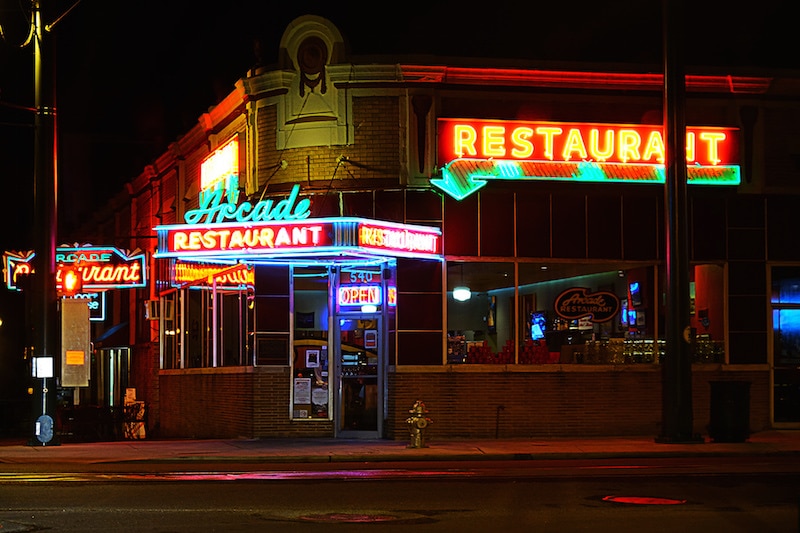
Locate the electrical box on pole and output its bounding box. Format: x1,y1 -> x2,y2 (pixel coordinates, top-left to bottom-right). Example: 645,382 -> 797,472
61,298 -> 90,387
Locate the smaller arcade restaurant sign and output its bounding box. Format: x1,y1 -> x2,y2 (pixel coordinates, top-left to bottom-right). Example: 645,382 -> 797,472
433,118 -> 741,200
554,287 -> 620,324
3,246 -> 147,291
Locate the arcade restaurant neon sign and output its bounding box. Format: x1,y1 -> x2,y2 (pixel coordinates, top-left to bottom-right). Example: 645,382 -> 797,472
432,118 -> 741,200
157,144 -> 443,262
3,246 -> 147,291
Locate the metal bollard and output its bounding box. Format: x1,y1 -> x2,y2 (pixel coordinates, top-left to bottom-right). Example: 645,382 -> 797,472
405,400 -> 432,448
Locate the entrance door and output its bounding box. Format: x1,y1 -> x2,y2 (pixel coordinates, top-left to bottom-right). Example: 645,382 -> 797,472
335,315 -> 382,438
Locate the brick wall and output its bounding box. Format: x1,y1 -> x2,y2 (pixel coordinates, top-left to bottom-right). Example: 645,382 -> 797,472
160,367 -> 768,440
159,367 -> 333,438
389,369 -> 769,440
256,97 -> 401,190
130,341 -> 159,436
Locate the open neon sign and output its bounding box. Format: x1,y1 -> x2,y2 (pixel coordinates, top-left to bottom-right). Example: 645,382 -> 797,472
338,285 -> 382,306
338,285 -> 397,307
433,118 -> 741,199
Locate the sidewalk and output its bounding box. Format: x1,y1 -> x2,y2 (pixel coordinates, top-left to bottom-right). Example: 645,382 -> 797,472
1,430 -> 799,466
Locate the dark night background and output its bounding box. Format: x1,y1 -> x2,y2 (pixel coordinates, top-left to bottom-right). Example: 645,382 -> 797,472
0,0 -> 796,431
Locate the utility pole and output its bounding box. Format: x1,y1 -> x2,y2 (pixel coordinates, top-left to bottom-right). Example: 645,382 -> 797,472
28,0 -> 58,445
658,0 -> 700,443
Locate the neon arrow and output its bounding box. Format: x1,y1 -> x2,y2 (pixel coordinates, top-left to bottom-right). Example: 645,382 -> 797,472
431,158 -> 740,200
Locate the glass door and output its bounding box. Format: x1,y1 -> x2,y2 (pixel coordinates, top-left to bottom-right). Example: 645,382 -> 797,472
335,315 -> 382,438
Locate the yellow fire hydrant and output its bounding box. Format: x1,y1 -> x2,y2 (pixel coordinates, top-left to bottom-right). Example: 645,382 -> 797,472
406,400 -> 432,448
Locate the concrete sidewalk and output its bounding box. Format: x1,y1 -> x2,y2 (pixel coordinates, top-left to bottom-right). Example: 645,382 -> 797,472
1,430 -> 799,466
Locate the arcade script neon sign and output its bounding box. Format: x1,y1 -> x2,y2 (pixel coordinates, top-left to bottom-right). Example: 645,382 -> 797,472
186,183 -> 311,224
433,118 -> 741,200
158,137 -> 443,262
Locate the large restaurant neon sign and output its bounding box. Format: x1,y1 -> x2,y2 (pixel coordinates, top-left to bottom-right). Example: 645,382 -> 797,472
433,118 -> 741,199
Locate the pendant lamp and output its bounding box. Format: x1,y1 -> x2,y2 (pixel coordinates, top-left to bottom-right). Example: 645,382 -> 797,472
453,264 -> 471,301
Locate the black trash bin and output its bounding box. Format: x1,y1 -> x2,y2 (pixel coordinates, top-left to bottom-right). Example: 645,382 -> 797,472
708,381 -> 750,443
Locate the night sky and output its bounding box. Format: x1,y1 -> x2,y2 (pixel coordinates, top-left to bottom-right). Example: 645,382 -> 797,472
0,1 -> 796,406
1,0 -> 794,246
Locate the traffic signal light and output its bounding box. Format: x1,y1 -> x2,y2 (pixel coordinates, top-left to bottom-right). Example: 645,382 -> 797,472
59,267 -> 82,297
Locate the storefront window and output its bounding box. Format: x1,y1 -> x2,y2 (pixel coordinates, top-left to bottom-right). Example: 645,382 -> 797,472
159,284 -> 254,370
771,266 -> 800,423
447,261 -> 515,363
446,261 -> 727,366
518,264 -> 631,364
161,291 -> 180,369
689,263 -> 725,363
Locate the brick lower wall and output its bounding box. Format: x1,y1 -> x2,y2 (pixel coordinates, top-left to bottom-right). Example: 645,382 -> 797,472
388,368 -> 769,440
157,366 -> 768,440
159,367 -> 333,439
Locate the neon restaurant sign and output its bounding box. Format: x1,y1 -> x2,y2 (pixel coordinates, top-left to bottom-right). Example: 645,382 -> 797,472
173,261 -> 255,288
3,246 -> 147,291
161,138 -> 442,264
155,218 -> 442,262
432,118 -> 741,200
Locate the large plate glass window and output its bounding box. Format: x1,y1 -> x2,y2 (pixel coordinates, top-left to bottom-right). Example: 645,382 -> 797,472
771,266 -> 800,424
446,261 -> 515,364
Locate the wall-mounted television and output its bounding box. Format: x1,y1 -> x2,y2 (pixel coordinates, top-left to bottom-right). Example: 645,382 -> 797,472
620,298 -> 629,326
629,281 -> 642,307
530,311 -> 547,340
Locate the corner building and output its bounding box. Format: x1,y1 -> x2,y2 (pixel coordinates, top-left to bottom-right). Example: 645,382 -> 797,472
82,16 -> 800,439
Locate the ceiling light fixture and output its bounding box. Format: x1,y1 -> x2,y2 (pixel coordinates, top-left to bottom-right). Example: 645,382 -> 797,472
453,263 -> 472,302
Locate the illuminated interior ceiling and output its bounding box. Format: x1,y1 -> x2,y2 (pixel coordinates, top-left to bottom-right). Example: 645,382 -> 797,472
447,262 -> 635,293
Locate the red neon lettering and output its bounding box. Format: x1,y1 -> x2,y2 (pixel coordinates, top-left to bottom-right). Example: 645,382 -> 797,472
338,285 -> 381,306
442,119 -> 736,166
358,225 -> 440,254
82,263 -> 142,284
170,225 -> 325,252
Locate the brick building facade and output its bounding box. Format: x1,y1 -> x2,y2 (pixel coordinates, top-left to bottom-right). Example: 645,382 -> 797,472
69,15 -> 799,441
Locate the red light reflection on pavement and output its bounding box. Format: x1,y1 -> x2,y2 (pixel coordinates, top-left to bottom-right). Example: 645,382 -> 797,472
299,513 -> 399,523
603,495 -> 686,505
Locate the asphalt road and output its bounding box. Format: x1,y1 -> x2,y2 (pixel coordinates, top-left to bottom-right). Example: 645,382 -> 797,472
1,456 -> 798,532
